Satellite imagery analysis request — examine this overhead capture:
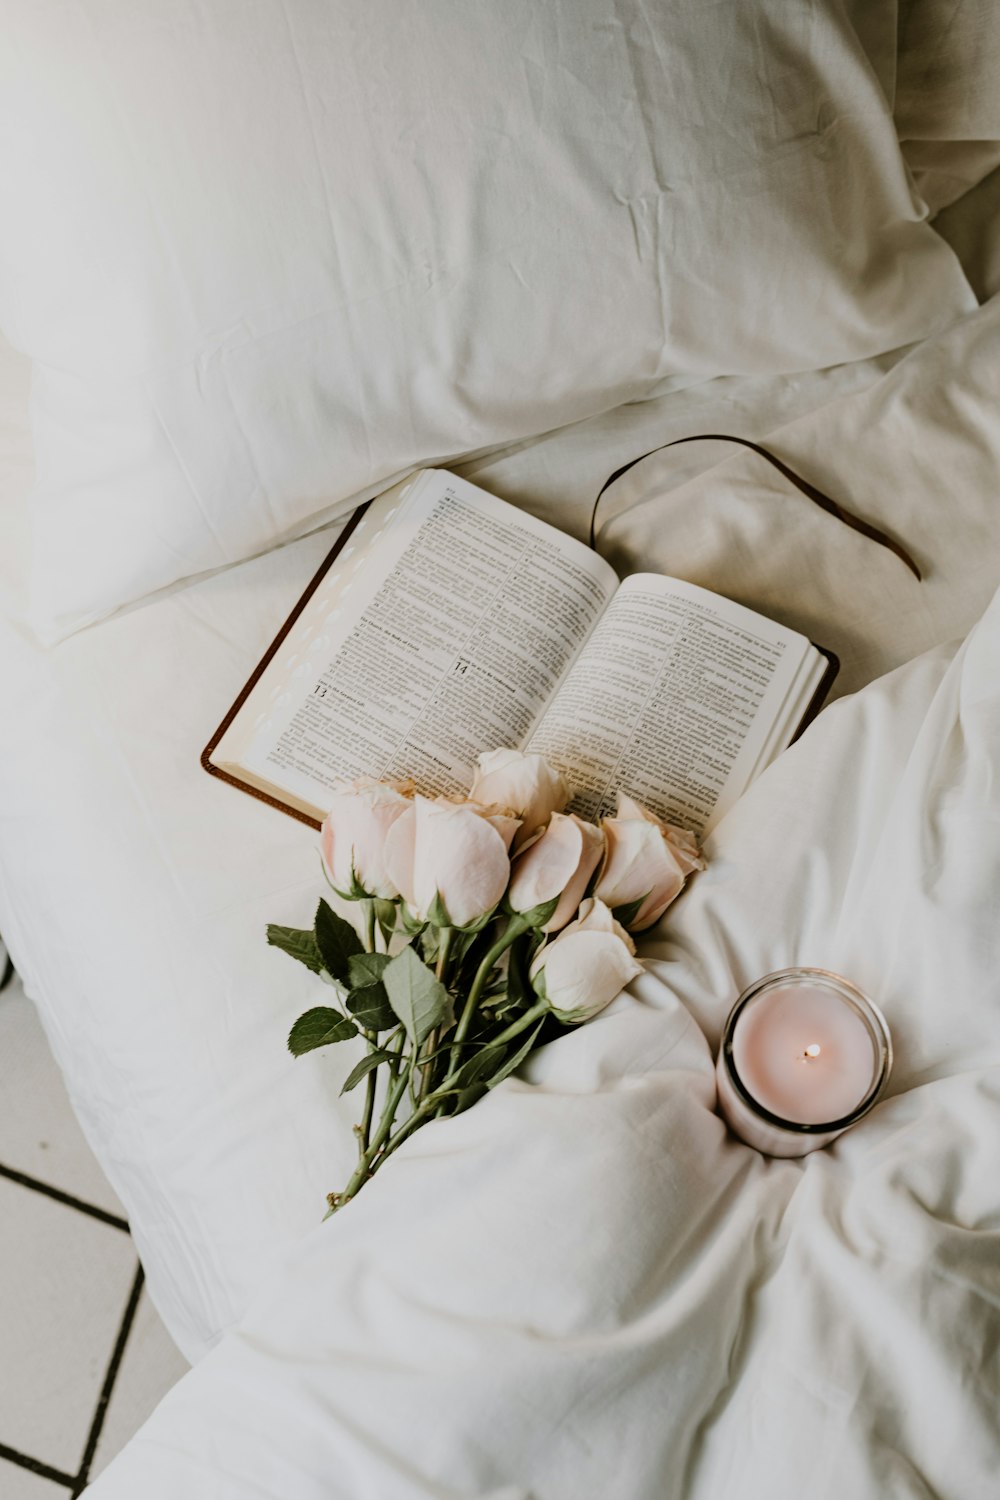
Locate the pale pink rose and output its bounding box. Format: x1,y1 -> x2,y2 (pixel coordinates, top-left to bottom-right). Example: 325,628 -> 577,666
470,749 -> 568,850
460,801 -> 522,852
507,812 -> 605,931
594,794 -> 705,930
383,795 -> 516,928
320,778 -> 413,899
617,795 -> 704,876
530,898 -> 642,1022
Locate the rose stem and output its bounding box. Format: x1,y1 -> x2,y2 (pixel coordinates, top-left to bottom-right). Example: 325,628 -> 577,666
419,927 -> 454,1102
387,998 -> 550,1157
447,914 -> 532,1073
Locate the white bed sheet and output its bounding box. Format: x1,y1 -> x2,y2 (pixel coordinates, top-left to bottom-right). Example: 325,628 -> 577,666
87,569 -> 1000,1500
2,295 -> 1000,1373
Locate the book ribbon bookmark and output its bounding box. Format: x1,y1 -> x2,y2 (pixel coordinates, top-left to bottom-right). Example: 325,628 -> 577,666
590,433 -> 922,581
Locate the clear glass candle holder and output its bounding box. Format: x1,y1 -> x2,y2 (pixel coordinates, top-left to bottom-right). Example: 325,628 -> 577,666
715,967 -> 893,1157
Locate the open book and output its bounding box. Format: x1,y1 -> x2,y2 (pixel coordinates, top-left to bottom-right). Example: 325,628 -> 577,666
203,469 -> 836,840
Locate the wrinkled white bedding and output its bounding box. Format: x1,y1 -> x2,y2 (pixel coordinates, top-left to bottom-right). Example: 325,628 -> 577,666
87,570 -> 1000,1500
3,289 -> 1000,1497
0,326 -> 930,1358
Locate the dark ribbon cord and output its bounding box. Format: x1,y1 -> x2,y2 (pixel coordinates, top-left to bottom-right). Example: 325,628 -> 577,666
589,433 -> 922,581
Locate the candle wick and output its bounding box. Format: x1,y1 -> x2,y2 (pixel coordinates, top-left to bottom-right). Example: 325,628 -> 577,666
803,1043 -> 822,1060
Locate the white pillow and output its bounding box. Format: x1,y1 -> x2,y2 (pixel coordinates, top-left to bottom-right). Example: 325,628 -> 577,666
0,0 -> 975,640
895,0 -> 1000,213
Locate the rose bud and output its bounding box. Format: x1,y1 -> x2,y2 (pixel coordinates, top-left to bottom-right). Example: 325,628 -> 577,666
457,800 -> 521,852
594,794 -> 705,931
530,898 -> 642,1023
320,778 -> 413,900
507,812 -> 605,932
383,795 -> 517,929
470,749 -> 569,850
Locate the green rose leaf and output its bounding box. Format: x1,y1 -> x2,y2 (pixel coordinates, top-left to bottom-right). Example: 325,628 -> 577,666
382,944 -> 454,1046
314,899 -> 363,983
346,983 -> 397,1032
340,1049 -> 393,1096
449,1017 -> 545,1097
345,952 -> 396,1030
288,1006 -> 359,1057
451,1045 -> 502,1091
451,1082 -> 488,1114
348,952 -> 391,987
486,1018 -> 545,1089
266,924 -> 324,975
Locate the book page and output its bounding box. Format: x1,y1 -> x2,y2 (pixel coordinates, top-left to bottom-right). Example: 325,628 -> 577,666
525,573 -> 815,838
238,471 -> 617,807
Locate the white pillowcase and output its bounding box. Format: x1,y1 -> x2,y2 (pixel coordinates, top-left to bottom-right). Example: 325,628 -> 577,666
0,1 -> 975,640
894,0 -> 1000,213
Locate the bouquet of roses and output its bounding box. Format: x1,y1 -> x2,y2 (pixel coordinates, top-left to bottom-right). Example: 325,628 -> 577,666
267,749 -> 704,1214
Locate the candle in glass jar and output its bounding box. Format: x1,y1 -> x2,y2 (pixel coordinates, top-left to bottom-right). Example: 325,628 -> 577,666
716,969 -> 892,1157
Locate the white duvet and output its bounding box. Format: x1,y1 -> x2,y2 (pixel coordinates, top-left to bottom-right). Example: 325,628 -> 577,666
86,573 -> 1000,1500
3,295 -> 1000,1496
0,324 -> 935,1360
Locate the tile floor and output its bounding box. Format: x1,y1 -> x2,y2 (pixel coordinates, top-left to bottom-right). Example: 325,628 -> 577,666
0,953 -> 189,1496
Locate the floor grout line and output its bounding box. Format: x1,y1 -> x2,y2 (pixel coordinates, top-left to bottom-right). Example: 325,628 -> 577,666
0,1163 -> 130,1233
2,970 -> 184,1488
0,1439 -> 76,1489
71,1261 -> 146,1497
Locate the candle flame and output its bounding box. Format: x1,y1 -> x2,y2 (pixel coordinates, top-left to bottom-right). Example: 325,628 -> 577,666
804,1043 -> 822,1059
